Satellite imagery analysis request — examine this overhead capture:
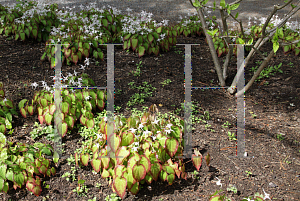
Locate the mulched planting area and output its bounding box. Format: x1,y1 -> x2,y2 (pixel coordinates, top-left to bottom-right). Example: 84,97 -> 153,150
0,24 -> 300,200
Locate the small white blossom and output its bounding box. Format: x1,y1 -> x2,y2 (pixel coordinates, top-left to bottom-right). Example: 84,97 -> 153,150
85,95 -> 91,101
138,123 -> 145,130
132,147 -> 138,152
166,123 -> 173,129
30,82 -> 39,89
129,127 -> 137,133
263,188 -> 271,200
143,130 -> 152,135
152,117 -> 159,125
215,177 -> 222,187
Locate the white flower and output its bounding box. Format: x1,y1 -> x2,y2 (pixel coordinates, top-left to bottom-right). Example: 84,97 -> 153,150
263,188 -> 271,200
96,133 -> 103,140
143,130 -> 151,135
129,127 -> 137,133
85,95 -> 90,101
3,98 -> 7,102
151,136 -> 156,141
132,147 -> 138,152
138,123 -> 145,130
30,82 -> 39,89
165,129 -> 173,134
215,177 -> 222,187
73,70 -> 78,76
152,117 -> 159,125
165,123 -> 173,129
39,80 -> 47,86
84,57 -> 90,66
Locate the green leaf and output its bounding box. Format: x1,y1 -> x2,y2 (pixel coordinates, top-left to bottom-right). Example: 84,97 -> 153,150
132,164 -> 146,182
14,172 -> 24,186
192,154 -> 202,171
273,41 -> 279,53
6,169 -> 13,182
235,12 -> 239,19
277,27 -> 284,38
80,153 -> 89,166
193,0 -> 201,7
230,3 -> 240,11
213,0 -> 216,10
220,0 -> 226,8
165,138 -> 179,158
237,38 -> 245,44
0,164 -> 7,180
113,176 -> 127,199
18,99 -> 28,110
0,178 -> 4,191
150,162 -> 162,181
167,174 -> 175,185
91,158 -> 101,172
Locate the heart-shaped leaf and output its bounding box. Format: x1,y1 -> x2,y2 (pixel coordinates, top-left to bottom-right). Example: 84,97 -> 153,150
80,115 -> 87,126
13,172 -> 24,187
80,153 -> 90,166
101,156 -> 110,169
107,133 -> 121,153
113,176 -> 127,199
116,146 -> 130,165
58,121 -> 68,137
27,105 -> 35,116
86,119 -> 95,129
20,108 -> 27,118
32,185 -> 42,196
64,48 -> 72,58
128,181 -> 139,195
138,45 -> 145,58
139,155 -> 151,173
131,38 -> 138,52
91,158 -> 101,173
44,113 -> 53,126
132,164 -> 146,182
65,115 -> 74,129
165,138 -> 179,158
61,102 -> 69,114
192,154 -> 202,171
121,131 -> 135,146
71,53 -> 79,65
150,162 -> 161,181
167,173 -> 175,185
38,115 -> 44,124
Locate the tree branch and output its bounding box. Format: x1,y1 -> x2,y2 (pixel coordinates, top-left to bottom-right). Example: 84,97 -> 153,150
236,49 -> 275,98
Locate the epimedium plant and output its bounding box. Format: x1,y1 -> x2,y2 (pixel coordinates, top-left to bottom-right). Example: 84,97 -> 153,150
0,0 -> 214,69
2,0 -> 300,97
0,82 -> 18,135
0,0 -> 61,43
0,132 -> 57,196
18,73 -> 108,137
69,104 -> 208,199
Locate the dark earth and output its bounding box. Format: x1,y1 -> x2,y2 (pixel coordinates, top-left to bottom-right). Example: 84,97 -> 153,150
0,14 -> 300,201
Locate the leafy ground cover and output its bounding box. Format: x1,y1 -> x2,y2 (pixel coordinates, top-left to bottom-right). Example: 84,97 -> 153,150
0,2 -> 300,201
